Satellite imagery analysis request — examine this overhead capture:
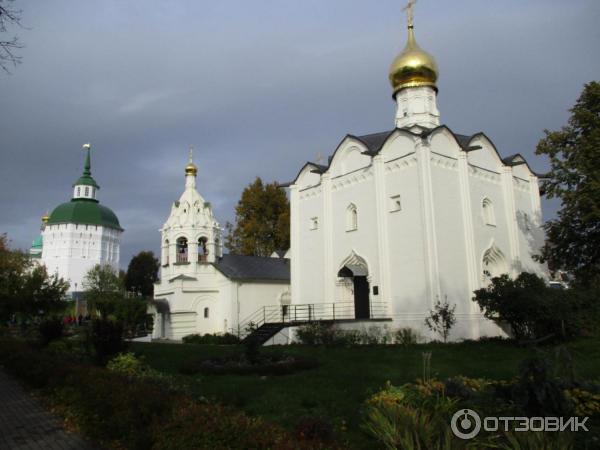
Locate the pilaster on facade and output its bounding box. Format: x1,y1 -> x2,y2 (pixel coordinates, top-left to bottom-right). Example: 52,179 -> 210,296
416,139 -> 441,305
373,154 -> 392,315
501,167 -> 521,274
289,184 -> 301,304
457,151 -> 480,337
528,175 -> 543,225
321,173 -> 335,303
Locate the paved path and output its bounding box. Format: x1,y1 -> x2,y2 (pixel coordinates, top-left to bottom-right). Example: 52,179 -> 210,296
0,369 -> 94,450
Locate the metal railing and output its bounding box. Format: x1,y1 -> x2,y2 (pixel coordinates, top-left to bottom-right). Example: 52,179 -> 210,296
238,301 -> 388,338
176,252 -> 188,263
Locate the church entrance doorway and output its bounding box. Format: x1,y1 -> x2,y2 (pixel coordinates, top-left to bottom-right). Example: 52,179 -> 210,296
353,275 -> 370,319
337,251 -> 370,320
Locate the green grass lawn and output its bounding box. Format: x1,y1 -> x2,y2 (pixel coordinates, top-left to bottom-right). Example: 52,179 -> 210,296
131,338 -> 600,448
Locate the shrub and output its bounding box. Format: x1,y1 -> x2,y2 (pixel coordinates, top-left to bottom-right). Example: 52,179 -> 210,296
182,332 -> 240,345
473,272 -> 598,341
363,381 -> 458,450
394,327 -> 419,345
295,323 -> 391,346
295,323 -> 331,345
107,352 -> 146,377
38,318 -> 64,346
87,318 -> 126,365
513,354 -> 573,417
424,296 -> 456,343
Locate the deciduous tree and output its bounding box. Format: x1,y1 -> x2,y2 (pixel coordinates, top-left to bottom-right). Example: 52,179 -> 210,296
225,177 -> 290,256
536,81 -> 600,285
124,251 -> 159,298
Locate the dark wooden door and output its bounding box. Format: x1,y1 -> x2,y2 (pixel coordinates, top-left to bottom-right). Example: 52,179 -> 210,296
353,276 -> 370,319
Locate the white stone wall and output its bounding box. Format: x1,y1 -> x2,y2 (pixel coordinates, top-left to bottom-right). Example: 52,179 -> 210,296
41,223 -> 121,292
291,127 -> 547,341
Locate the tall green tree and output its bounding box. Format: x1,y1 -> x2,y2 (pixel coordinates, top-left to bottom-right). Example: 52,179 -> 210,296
83,264 -> 123,318
225,177 -> 290,256
124,251 -> 159,298
536,81 -> 600,285
83,264 -> 151,336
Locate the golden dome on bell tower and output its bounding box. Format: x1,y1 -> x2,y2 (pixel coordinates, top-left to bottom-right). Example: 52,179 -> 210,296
389,2 -> 438,97
185,146 -> 197,176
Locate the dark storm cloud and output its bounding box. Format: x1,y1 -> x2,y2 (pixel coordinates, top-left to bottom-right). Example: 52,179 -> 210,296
1,0 -> 599,267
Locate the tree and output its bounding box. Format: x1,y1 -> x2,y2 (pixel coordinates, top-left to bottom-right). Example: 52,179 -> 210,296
83,264 -> 123,318
536,81 -> 600,286
424,296 -> 456,343
225,177 -> 290,256
0,234 -> 69,324
0,0 -> 23,73
124,251 -> 159,298
83,264 -> 151,337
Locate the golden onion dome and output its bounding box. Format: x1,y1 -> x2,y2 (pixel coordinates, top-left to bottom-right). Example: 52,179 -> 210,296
389,26 -> 438,96
185,147 -> 198,176
185,162 -> 198,176
41,214 -> 50,224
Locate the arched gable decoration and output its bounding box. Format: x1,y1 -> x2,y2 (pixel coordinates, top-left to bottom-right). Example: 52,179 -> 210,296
503,153 -> 545,178
328,137 -> 371,178
291,162 -> 326,186
467,133 -> 506,171
337,250 -> 369,277
426,125 -> 467,155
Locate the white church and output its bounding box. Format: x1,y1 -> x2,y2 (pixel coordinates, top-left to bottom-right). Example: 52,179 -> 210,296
33,144 -> 123,298
30,5 -> 548,343
285,8 -> 547,340
150,152 -> 291,340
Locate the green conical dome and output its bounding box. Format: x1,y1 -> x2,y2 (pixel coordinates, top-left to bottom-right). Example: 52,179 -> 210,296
47,144 -> 122,231
48,199 -> 122,230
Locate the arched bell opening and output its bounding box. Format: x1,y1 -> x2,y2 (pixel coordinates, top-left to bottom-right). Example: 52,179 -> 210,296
198,236 -> 208,262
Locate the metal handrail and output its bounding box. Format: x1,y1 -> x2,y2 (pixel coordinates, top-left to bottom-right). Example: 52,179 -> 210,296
238,301 -> 388,339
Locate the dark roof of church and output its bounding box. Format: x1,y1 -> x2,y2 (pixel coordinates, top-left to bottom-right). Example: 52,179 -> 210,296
213,254 -> 290,282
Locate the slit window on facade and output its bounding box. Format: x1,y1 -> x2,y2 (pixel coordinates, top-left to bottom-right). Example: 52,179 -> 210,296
482,197 -> 496,226
204,307 -> 209,318
346,204 -> 358,231
389,195 -> 402,212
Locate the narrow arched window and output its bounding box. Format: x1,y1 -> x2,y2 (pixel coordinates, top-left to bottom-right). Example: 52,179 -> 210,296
176,237 -> 188,263
198,237 -> 208,262
346,204 -> 358,231
482,198 -> 496,226
204,307 -> 209,319
85,187 -> 90,197
163,239 -> 170,265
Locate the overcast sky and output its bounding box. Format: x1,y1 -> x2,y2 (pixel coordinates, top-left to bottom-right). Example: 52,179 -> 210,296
1,0 -> 599,268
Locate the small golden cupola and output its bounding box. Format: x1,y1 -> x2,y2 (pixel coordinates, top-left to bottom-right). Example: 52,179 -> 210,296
185,147 -> 198,176
388,1 -> 438,97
